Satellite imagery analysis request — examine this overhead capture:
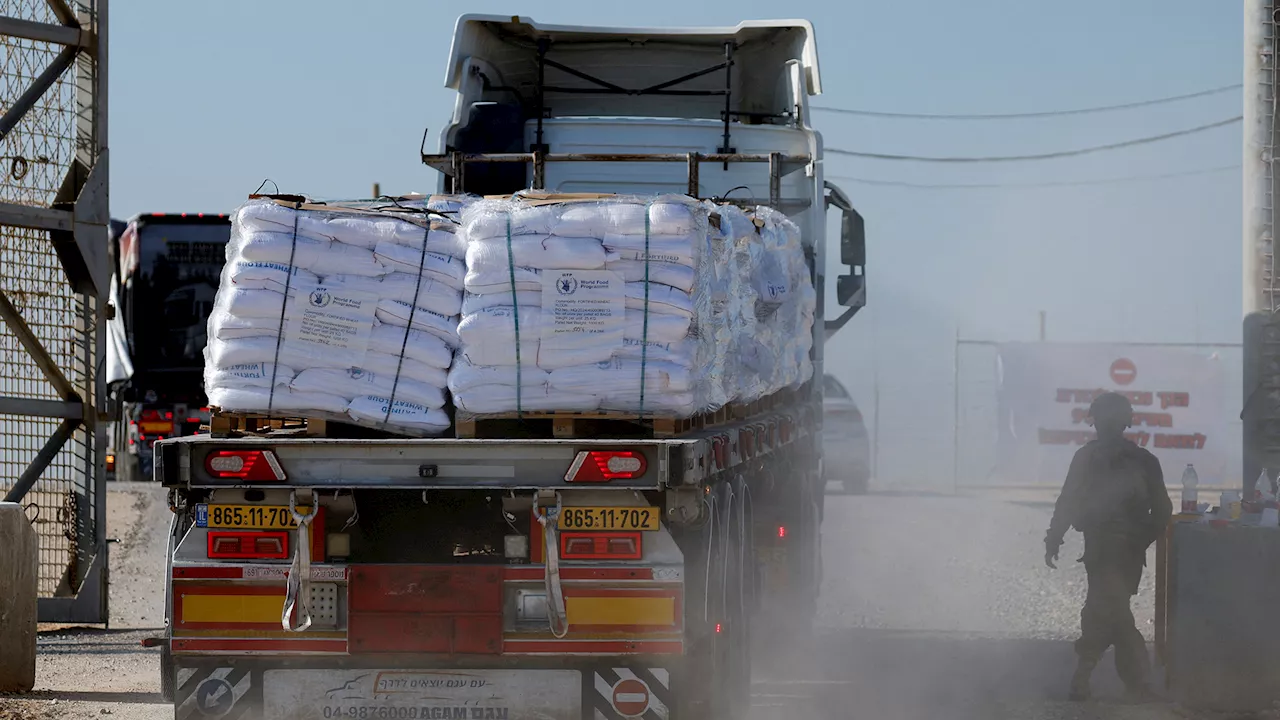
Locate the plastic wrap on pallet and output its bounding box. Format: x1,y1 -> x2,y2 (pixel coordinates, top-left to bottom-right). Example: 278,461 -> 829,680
203,196 -> 472,435
729,205 -> 816,403
449,194 -> 733,419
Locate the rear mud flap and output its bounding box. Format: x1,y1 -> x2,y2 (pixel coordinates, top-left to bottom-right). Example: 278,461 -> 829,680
175,665 -> 260,719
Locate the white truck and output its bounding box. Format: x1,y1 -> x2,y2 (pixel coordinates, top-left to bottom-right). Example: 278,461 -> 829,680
155,15 -> 864,720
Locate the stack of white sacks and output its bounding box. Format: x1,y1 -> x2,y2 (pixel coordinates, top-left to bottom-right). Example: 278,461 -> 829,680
448,193 -> 812,419
204,197 -> 473,435
204,192 -> 816,434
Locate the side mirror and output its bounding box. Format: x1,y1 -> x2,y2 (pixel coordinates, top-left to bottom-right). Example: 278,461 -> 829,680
824,181 -> 866,337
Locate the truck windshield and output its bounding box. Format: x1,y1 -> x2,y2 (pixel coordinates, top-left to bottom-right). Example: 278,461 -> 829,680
130,221 -> 229,375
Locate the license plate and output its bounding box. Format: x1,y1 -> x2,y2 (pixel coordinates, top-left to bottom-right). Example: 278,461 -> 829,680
196,503 -> 312,530
262,669 -> 581,720
557,506 -> 660,531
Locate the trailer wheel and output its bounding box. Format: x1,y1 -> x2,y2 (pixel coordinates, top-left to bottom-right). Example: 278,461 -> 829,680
675,482 -> 752,720
159,645 -> 175,702
710,483 -> 752,720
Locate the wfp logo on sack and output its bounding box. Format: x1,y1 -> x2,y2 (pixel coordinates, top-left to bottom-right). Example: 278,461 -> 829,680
556,274 -> 578,296
309,289 -> 332,308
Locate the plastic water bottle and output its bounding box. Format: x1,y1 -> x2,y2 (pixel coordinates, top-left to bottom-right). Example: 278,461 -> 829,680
1257,469 -> 1277,504
1181,464 -> 1199,514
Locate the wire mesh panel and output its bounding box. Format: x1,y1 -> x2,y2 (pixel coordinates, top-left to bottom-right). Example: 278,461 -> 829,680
0,0 -> 98,598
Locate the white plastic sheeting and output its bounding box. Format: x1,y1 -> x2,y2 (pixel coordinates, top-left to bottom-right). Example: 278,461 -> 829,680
448,194 -> 814,418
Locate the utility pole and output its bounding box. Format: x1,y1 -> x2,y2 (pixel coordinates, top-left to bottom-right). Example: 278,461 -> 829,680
1244,0 -> 1278,499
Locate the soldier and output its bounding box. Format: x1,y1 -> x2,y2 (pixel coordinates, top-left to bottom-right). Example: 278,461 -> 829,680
1044,391 -> 1171,702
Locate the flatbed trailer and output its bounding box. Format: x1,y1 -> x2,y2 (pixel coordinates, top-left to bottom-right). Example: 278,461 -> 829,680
155,15 -> 864,720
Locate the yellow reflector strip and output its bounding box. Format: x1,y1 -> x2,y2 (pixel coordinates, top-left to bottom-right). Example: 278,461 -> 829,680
183,594 -> 284,624
565,596 -> 675,627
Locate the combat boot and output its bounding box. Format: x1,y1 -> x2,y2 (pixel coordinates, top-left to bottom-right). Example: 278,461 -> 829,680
1068,660 -> 1096,702
1121,684 -> 1162,704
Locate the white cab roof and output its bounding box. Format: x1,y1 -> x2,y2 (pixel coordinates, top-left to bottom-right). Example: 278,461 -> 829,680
444,15 -> 822,96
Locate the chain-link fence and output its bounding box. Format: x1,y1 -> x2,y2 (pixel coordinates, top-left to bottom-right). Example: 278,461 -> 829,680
0,0 -> 99,599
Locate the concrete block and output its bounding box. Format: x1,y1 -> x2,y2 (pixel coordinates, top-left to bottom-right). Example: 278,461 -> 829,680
0,501 -> 37,692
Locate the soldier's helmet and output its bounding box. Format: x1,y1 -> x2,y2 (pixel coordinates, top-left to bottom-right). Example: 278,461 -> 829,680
1088,391 -> 1133,426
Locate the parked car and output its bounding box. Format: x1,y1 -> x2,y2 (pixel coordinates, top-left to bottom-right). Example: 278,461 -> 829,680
823,374 -> 871,494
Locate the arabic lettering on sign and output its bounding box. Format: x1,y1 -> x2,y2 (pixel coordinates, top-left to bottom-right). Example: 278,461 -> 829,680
995,343 -> 1227,484
1041,386 -> 1206,449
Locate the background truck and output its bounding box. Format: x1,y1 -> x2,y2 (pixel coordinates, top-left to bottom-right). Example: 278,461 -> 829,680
154,15 -> 865,719
106,213 -> 231,482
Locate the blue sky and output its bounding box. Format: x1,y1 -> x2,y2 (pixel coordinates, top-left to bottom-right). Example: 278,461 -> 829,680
110,1 -> 1244,483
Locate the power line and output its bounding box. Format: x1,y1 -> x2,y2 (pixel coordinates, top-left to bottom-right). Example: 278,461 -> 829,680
826,116 -> 1241,163
812,83 -> 1242,120
827,164 -> 1239,190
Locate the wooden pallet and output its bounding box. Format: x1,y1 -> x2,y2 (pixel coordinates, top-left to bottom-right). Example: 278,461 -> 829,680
455,403 -> 749,440
207,412 -> 334,439
206,410 -> 441,440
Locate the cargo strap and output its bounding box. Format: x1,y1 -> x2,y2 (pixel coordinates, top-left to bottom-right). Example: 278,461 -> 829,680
505,213 -> 523,417
266,201 -> 303,417
382,221 -> 435,426
638,201 -> 652,415
282,489 -> 318,632
533,493 -> 568,638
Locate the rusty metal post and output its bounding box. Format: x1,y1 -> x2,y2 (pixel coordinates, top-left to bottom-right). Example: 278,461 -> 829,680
768,152 -> 782,208
686,152 -> 700,197
450,151 -> 464,194
532,150 -> 546,191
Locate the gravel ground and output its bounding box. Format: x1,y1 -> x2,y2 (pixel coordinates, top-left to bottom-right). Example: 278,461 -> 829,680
747,487 -> 1270,720
815,492 -> 1155,641
0,482 -> 170,720
2,481 -> 1268,720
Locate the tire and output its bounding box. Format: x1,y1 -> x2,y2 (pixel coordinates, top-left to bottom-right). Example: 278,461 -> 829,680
159,645 -> 175,702
677,483 -> 753,720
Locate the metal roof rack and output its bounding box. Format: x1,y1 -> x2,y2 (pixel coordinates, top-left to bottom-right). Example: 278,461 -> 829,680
420,150 -> 814,212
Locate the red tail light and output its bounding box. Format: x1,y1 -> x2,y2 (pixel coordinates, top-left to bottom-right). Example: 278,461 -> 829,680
560,531 -> 642,560
777,525 -> 787,539
204,450 -> 286,481
564,451 -> 648,482
207,531 -> 289,559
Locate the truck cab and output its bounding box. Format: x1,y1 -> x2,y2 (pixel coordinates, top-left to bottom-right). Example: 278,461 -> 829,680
107,213 -> 231,482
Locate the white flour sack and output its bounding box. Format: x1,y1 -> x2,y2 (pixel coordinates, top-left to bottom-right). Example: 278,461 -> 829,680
449,193 -> 751,418
204,197 -> 470,435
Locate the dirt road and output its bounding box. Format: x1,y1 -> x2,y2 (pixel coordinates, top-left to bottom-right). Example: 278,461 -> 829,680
0,482 -> 171,720
2,482 -> 1269,719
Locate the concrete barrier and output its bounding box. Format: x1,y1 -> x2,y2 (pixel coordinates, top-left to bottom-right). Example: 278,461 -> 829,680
0,501 -> 37,692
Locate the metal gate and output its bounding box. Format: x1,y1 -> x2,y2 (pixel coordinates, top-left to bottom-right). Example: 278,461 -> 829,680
0,0 -> 108,623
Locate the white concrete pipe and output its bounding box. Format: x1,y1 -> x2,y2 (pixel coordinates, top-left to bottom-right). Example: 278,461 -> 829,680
0,501 -> 37,692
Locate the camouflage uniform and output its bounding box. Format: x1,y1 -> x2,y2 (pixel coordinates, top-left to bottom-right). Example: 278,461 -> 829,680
1046,434 -> 1171,697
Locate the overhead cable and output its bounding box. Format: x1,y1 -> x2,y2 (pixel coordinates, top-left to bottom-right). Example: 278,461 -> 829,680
827,164 -> 1239,190
826,116 -> 1241,163
812,83 -> 1242,120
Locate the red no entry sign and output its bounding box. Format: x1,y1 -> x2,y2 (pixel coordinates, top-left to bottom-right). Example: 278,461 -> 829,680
1110,358 -> 1137,386
612,678 -> 650,717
